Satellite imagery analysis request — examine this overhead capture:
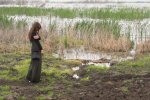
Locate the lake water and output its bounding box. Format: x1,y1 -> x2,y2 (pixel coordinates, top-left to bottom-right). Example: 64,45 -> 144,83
0,2 -> 150,8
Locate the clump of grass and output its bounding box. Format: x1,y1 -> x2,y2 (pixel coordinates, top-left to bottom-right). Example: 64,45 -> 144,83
120,86 -> 129,94
0,70 -> 10,80
42,67 -> 73,79
12,59 -> 30,80
0,85 -> 11,97
87,65 -> 109,73
0,15 -> 13,29
16,20 -> 27,29
111,56 -> 150,75
63,60 -> 82,67
36,95 -> 47,100
81,76 -> 90,82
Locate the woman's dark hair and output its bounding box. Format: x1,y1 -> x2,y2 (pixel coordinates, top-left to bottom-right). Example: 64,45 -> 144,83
28,22 -> 41,40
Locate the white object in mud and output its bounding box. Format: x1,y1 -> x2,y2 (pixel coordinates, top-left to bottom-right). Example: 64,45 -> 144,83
73,74 -> 80,79
87,62 -> 111,67
130,49 -> 136,56
72,67 -> 80,71
126,56 -> 134,60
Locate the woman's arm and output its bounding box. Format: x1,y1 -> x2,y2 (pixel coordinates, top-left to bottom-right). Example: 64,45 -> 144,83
31,32 -> 41,40
33,35 -> 40,40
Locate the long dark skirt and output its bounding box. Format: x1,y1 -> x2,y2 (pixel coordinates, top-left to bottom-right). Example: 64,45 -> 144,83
26,52 -> 42,83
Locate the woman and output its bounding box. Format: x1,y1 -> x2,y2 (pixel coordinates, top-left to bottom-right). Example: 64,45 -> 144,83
26,22 -> 43,83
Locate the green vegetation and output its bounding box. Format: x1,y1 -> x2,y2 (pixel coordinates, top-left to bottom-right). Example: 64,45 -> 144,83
87,65 -> 109,73
81,76 -> 90,81
13,59 -> 30,80
43,67 -> 73,80
0,7 -> 149,20
63,60 -> 82,67
0,85 -> 12,98
111,55 -> 150,75
74,20 -> 121,37
0,15 -> 13,28
0,52 -> 150,99
84,54 -> 150,75
120,86 -> 129,94
0,53 -> 77,99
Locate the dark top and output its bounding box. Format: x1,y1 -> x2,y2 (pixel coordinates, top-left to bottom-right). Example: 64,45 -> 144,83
30,32 -> 43,52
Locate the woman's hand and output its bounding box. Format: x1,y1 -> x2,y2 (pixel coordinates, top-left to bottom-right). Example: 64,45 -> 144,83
33,35 -> 40,39
41,50 -> 44,54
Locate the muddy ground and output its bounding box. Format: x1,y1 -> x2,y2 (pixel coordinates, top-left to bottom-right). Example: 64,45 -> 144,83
0,53 -> 150,100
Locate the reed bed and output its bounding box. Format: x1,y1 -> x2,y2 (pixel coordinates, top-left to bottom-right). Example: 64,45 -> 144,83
0,7 -> 149,20
0,25 -> 132,53
137,40 -> 150,53
0,7 -> 149,53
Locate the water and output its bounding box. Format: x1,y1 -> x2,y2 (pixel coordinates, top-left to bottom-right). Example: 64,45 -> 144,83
53,47 -> 134,66
0,1 -> 150,8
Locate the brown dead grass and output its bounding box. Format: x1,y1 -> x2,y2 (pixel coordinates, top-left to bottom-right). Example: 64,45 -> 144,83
137,40 -> 150,53
0,27 -> 132,53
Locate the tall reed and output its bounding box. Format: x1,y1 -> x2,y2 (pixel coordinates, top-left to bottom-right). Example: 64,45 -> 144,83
0,7 -> 149,20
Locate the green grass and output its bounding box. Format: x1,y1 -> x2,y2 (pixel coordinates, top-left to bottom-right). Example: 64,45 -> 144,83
0,7 -> 148,40
87,65 -> 109,73
12,59 -> 30,80
43,67 -> 73,80
0,7 -> 149,45
120,86 -> 129,94
0,7 -> 149,20
0,15 -> 13,28
0,70 -> 10,79
63,60 -> 82,67
0,53 -> 79,99
0,7 -> 149,30
1,53 -> 150,99
0,53 -> 30,81
36,96 -> 47,100
81,76 -> 90,81
0,85 -> 11,97
111,55 -> 150,75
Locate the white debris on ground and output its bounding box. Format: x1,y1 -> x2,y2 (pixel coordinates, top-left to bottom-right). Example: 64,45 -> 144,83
73,74 -> 80,79
72,67 -> 80,71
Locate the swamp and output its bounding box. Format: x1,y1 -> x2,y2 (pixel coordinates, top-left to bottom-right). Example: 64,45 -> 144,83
0,0 -> 150,100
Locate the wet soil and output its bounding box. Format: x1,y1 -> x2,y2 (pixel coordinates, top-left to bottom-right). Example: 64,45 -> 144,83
0,53 -> 150,100
1,72 -> 149,100
54,72 -> 150,100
